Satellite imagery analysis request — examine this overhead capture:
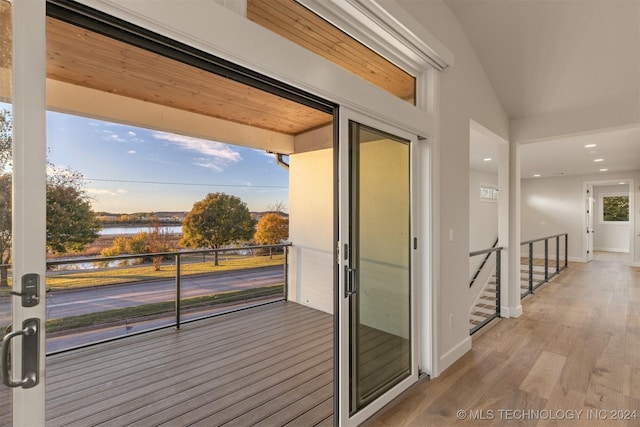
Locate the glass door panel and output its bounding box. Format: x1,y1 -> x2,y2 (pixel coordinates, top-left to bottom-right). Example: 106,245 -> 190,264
338,112 -> 416,425
0,1 -> 13,422
349,122 -> 411,412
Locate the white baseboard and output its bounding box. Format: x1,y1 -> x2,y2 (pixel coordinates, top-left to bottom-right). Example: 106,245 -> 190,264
568,256 -> 587,263
438,336 -> 471,374
594,247 -> 629,253
500,304 -> 522,318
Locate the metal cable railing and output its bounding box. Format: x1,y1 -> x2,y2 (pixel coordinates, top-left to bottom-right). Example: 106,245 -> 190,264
469,245 -> 503,335
1,243 -> 291,354
469,233 -> 569,335
520,233 -> 568,298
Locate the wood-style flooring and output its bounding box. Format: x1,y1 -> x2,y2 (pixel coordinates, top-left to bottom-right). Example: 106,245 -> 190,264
45,302 -> 334,427
369,253 -> 640,426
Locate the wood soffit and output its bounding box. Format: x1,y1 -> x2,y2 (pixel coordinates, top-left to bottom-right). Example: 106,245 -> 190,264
5,2 -> 414,136
45,17 -> 332,136
247,0 -> 416,104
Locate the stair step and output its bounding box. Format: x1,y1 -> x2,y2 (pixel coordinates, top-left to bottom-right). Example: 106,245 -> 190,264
471,311 -> 492,319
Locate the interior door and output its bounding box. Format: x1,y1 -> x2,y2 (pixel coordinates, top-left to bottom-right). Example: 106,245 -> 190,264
0,1 -> 47,425
338,108 -> 417,426
586,184 -> 594,262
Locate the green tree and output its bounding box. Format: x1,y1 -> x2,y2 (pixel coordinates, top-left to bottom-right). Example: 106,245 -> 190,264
603,195 -> 629,222
46,170 -> 101,253
0,110 -> 101,261
180,192 -> 255,266
0,174 -> 11,286
254,213 -> 288,258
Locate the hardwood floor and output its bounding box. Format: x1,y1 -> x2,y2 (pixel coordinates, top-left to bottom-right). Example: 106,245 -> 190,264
369,255 -> 640,426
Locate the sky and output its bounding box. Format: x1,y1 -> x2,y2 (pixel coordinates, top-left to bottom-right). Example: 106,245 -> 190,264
45,111 -> 289,213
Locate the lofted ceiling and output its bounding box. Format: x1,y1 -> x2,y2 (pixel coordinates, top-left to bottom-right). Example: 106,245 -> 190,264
449,0 -> 640,178
444,0 -> 639,120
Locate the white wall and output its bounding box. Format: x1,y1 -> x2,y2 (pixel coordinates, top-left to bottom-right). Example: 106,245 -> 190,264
397,0 -> 510,372
593,184 -> 630,252
288,149 -> 334,314
521,171 -> 639,264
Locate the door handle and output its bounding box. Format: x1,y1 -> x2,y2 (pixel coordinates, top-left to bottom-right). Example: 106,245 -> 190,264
344,266 -> 358,297
1,318 -> 39,389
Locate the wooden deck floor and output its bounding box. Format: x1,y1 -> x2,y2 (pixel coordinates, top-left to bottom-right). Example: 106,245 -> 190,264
45,302 -> 334,426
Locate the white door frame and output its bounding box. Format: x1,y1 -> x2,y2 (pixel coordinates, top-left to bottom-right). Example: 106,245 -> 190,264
9,0 -> 48,425
583,179 -> 636,265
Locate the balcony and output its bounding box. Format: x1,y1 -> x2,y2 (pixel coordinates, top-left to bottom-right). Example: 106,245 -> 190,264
46,301 -> 333,426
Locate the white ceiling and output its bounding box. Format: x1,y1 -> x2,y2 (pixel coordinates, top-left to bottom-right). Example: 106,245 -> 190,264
448,0 -> 640,178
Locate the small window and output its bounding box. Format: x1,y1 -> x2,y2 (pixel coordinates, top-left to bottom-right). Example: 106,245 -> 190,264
600,194 -> 629,223
480,184 -> 498,201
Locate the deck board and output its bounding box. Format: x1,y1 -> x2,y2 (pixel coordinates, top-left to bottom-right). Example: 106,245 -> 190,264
45,302 -> 334,426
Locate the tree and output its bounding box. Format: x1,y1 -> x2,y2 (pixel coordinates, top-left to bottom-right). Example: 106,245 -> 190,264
268,200 -> 287,214
148,219 -> 172,271
602,195 -> 629,222
254,213 -> 288,258
0,175 -> 11,286
46,173 -> 101,253
0,111 -> 101,260
180,192 -> 255,266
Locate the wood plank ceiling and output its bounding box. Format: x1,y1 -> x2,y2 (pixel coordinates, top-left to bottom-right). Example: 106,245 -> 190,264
8,1 -> 415,136
247,0 -> 416,104
45,17 -> 332,136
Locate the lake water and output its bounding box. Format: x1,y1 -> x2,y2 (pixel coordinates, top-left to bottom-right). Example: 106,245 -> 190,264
100,225 -> 183,235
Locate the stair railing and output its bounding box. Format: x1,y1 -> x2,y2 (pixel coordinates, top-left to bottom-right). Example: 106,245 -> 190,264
469,237 -> 499,288
520,233 -> 568,298
469,244 -> 503,335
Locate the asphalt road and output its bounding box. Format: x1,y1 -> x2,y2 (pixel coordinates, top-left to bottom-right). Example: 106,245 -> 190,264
0,265 -> 284,323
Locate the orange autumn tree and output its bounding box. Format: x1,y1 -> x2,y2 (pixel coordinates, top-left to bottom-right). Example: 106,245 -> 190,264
254,213 -> 289,258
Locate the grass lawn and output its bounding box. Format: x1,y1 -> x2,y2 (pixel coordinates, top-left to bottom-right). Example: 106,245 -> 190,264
46,284 -> 284,333
45,254 -> 285,290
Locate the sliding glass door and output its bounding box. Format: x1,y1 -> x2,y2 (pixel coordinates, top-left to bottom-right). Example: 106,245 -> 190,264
338,108 -> 417,425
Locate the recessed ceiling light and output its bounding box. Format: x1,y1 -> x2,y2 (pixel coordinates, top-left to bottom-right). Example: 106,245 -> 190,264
533,174 -> 541,177
593,158 -> 604,162
584,144 -> 597,148
619,182 -> 626,185
599,168 -> 608,172
482,157 -> 492,162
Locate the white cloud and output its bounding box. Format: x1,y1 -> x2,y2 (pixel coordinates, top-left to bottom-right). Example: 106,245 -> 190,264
101,130 -> 125,143
127,131 -> 136,137
152,131 -> 241,170
87,188 -> 118,196
117,189 -> 128,194
127,150 -> 137,154
192,158 -> 223,172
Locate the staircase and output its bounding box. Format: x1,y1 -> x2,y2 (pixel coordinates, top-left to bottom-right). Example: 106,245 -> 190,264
468,261 -> 547,332
469,274 -> 498,329
469,234 -> 569,334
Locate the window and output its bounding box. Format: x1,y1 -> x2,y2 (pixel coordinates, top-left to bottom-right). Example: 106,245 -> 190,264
480,184 -> 498,201
600,193 -> 629,223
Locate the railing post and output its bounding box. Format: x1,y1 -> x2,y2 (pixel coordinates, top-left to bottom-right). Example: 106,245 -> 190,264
528,242 -> 533,294
565,234 -> 568,269
175,253 -> 181,330
555,235 -> 560,274
544,239 -> 549,282
495,248 -> 501,318
283,245 -> 288,302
